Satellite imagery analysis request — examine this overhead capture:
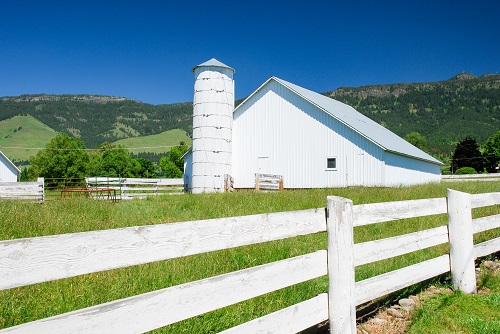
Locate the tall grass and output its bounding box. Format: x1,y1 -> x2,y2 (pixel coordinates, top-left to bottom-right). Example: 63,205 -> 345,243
0,182 -> 499,332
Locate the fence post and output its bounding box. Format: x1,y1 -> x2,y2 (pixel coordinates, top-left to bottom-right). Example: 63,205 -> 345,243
326,196 -> 356,334
37,177 -> 45,203
255,173 -> 260,192
447,189 -> 476,294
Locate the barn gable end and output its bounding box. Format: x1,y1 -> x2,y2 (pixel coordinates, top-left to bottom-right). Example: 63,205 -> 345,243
232,77 -> 441,188
0,151 -> 20,182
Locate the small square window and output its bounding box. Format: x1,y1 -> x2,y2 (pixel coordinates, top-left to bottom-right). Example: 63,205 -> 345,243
327,158 -> 336,169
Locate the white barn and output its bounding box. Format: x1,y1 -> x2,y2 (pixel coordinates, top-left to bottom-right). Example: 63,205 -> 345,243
184,59 -> 442,192
0,151 -> 20,182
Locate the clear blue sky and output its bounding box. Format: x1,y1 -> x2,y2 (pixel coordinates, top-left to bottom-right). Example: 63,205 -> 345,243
1,0 -> 499,105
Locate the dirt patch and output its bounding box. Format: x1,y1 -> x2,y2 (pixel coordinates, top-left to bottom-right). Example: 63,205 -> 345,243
355,260 -> 499,334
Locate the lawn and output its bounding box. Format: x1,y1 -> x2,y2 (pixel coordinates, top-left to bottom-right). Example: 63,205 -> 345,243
1,182 -> 499,333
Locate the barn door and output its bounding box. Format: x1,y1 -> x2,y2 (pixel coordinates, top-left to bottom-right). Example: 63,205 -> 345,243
257,156 -> 271,174
346,154 -> 364,186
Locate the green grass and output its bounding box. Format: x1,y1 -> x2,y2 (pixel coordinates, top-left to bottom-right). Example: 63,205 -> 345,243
0,115 -> 57,162
112,129 -> 192,155
0,182 -> 499,332
407,268 -> 500,334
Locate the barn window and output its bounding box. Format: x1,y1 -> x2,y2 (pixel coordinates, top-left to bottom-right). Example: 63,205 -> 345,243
327,157 -> 337,169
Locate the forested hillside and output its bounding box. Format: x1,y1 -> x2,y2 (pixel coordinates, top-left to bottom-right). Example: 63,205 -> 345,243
0,95 -> 192,149
1,72 -> 498,157
327,73 -> 500,155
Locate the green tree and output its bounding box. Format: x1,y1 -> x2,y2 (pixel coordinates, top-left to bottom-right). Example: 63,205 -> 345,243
405,132 -> 427,150
159,142 -> 188,178
29,132 -> 89,187
168,142 -> 188,171
159,158 -> 183,178
89,143 -> 138,177
135,158 -> 156,178
451,136 -> 484,173
482,130 -> 500,173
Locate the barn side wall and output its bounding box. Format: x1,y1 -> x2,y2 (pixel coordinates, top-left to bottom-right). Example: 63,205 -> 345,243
383,152 -> 442,186
232,80 -> 386,189
0,154 -> 18,182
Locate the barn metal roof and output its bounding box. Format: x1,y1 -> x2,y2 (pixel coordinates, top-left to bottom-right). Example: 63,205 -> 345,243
0,150 -> 21,174
192,58 -> 235,73
235,77 -> 442,165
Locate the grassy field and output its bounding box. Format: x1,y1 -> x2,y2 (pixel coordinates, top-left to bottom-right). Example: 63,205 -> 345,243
0,182 -> 499,332
0,115 -> 56,162
407,267 -> 500,334
113,128 -> 192,155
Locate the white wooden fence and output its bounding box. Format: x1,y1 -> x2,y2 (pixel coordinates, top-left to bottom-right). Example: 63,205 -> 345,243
85,177 -> 184,199
442,173 -> 500,182
0,189 -> 499,333
0,177 -> 44,203
255,173 -> 284,191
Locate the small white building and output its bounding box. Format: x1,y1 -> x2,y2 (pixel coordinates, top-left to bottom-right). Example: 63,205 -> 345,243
184,59 -> 442,191
0,151 -> 20,182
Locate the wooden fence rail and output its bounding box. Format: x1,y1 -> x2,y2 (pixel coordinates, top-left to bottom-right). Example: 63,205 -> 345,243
0,177 -> 44,203
0,189 -> 499,333
85,177 -> 184,199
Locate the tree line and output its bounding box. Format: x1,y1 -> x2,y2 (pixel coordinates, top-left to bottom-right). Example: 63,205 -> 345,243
22,132 -> 188,187
0,96 -> 192,149
449,130 -> 500,174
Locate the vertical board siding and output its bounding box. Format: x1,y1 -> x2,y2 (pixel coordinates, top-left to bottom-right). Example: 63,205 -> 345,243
384,152 -> 442,186
233,81 -> 385,189
0,153 -> 19,182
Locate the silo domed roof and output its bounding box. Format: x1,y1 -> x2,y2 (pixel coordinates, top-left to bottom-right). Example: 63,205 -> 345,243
192,58 -> 235,73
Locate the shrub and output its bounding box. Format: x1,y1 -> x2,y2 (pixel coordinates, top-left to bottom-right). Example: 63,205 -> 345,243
455,167 -> 477,175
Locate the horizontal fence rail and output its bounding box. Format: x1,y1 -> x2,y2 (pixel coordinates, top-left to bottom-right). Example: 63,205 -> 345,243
0,190 -> 499,333
0,178 -> 44,202
442,173 -> 500,182
86,177 -> 184,200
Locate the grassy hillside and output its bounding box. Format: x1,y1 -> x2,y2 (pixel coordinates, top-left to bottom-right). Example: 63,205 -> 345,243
327,73 -> 500,155
0,115 -> 56,164
0,95 -> 192,149
113,129 -> 192,155
1,72 -> 498,158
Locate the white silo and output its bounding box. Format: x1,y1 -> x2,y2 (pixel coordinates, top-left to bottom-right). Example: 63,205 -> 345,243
191,58 -> 235,193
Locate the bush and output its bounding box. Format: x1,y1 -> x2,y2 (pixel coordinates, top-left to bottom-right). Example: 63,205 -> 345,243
455,167 -> 477,175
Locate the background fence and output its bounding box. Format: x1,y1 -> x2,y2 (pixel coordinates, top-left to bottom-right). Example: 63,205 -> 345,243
0,189 -> 499,333
0,177 -> 44,202
442,173 -> 500,182
255,173 -> 284,191
86,177 -> 184,199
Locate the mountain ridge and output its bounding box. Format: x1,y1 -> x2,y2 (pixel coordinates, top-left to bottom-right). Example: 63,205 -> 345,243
1,72 -> 499,159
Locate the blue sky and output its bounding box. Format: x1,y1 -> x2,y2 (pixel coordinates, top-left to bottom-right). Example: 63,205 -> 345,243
1,0 -> 499,105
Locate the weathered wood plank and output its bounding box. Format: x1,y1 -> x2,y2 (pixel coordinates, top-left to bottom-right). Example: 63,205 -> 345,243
353,198 -> 447,226
442,174 -> 500,180
218,293 -> 328,334
355,255 -> 450,306
0,208 -> 326,290
86,178 -> 183,186
473,214 -> 500,234
448,189 -> 476,293
354,226 -> 449,266
0,251 -> 327,334
327,196 -> 356,334
0,181 -> 44,202
474,237 -> 500,259
471,192 -> 500,208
